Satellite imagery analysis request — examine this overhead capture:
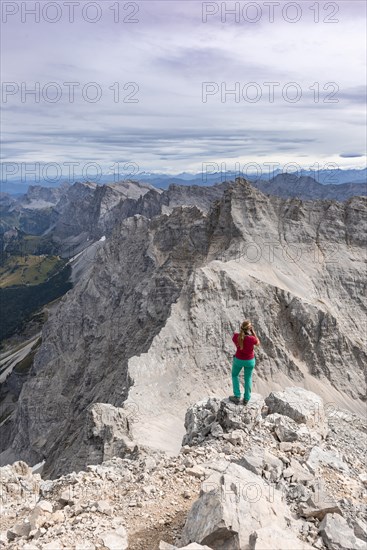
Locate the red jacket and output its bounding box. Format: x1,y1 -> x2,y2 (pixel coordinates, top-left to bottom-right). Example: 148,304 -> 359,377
232,332 -> 258,360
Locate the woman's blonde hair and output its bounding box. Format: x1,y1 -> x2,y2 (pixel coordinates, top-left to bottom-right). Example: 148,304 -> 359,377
238,319 -> 252,349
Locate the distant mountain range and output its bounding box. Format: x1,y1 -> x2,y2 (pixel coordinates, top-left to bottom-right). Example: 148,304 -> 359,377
252,173 -> 367,201
139,167 -> 367,188
1,167 -> 366,194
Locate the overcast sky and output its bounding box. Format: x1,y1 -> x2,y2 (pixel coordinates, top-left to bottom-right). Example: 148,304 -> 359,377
1,0 -> 366,178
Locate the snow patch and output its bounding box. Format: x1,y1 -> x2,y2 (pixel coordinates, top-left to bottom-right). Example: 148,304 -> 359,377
31,460 -> 45,474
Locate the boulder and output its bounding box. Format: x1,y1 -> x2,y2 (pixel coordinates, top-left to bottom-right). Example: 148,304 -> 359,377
306,447 -> 349,474
265,387 -> 327,435
7,521 -> 31,540
239,446 -> 283,482
354,518 -> 367,542
210,422 -> 223,438
180,460 -> 295,549
286,483 -> 311,503
182,395 -> 264,447
217,395 -> 264,432
319,513 -> 366,550
273,415 -> 300,442
86,403 -> 137,461
29,500 -> 53,530
240,446 -> 265,476
299,488 -> 342,521
182,398 -> 221,446
99,526 -> 128,550
223,429 -> 245,446
186,466 -> 206,479
58,488 -> 76,506
0,462 -> 40,509
253,526 -> 315,549
287,458 -> 314,484
269,414 -> 313,444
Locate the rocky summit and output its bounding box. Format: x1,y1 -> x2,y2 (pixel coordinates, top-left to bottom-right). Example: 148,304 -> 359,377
0,177 -> 366,549
1,387 -> 366,549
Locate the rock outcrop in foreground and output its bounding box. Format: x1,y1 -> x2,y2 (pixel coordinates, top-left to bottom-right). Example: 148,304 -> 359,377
1,387 -> 366,550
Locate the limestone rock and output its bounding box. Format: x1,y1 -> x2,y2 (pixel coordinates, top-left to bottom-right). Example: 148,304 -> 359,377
240,446 -> 265,476
239,446 -> 283,482
180,544 -> 213,549
287,458 -> 314,484
181,460 -> 295,549
7,520 -> 31,540
182,398 -> 221,446
46,402 -> 138,477
224,429 -> 245,446
96,499 -> 113,515
306,446 -> 349,474
273,414 -> 300,442
29,500 -> 53,530
319,513 -> 366,550
254,526 -> 315,549
217,395 -> 264,432
268,413 -> 314,444
159,542 -> 177,550
99,526 -> 128,550
353,518 -> 367,542
183,395 -> 264,449
58,488 -> 76,506
265,387 -> 327,434
186,465 -> 206,479
299,489 -> 342,521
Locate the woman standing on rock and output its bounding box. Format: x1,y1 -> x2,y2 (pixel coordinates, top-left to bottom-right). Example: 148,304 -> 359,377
229,320 -> 260,405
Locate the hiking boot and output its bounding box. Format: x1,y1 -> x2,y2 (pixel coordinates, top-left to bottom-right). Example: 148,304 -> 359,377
228,396 -> 240,404
242,399 -> 249,405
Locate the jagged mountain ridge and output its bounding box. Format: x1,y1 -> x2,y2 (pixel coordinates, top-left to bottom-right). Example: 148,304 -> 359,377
0,178 -> 366,479
1,180 -> 231,258
253,173 -> 367,201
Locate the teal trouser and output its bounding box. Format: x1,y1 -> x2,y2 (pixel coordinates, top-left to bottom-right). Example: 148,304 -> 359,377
232,356 -> 256,401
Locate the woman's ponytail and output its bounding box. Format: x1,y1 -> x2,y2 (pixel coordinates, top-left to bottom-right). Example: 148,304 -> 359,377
238,319 -> 252,349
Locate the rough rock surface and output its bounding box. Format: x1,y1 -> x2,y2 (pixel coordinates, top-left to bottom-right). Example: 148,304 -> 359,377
180,459 -> 295,549
265,387 -> 326,430
318,513 -> 366,550
1,388 -> 366,550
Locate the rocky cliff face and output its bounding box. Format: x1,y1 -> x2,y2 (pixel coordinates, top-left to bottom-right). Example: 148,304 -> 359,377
51,180 -> 157,253
0,179 -> 366,480
1,180 -> 228,258
19,183 -> 71,209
